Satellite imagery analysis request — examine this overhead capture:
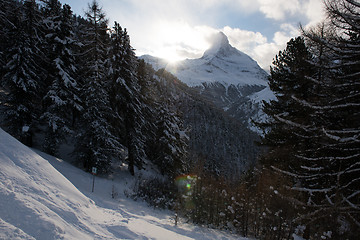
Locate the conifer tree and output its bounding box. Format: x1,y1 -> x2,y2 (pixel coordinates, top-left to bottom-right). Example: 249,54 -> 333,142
261,1 -> 360,237
108,21 -> 146,175
260,37 -> 317,170
152,100 -> 188,178
136,59 -> 157,141
74,0 -> 121,173
1,0 -> 46,145
0,0 -> 17,78
293,0 -> 360,236
41,1 -> 82,155
147,69 -> 191,178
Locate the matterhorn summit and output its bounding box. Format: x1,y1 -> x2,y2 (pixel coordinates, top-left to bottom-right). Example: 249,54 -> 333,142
202,31 -> 233,59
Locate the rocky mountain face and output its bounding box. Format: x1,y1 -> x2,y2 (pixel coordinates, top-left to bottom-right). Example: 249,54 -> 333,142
141,32 -> 274,130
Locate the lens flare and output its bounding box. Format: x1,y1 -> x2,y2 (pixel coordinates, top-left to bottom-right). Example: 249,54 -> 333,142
175,174 -> 197,193
175,174 -> 197,211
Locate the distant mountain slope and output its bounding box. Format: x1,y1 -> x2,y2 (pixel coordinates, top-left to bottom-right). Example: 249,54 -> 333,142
0,128 -> 244,239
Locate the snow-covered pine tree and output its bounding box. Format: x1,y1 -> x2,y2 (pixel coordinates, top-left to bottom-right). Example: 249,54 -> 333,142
108,21 -> 146,175
152,98 -> 188,178
150,67 -> 259,179
0,0 -> 18,78
136,59 -> 158,156
258,36 -> 329,238
260,37 -> 317,169
106,21 -> 128,163
262,2 -> 360,237
290,0 -> 360,237
1,0 -> 46,146
154,70 -> 193,176
41,0 -> 82,155
74,0 -> 122,173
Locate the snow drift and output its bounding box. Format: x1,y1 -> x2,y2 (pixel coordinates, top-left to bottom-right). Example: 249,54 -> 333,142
0,128 -> 118,239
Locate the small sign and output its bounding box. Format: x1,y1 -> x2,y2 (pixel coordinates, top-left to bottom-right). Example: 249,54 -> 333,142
92,167 -> 97,175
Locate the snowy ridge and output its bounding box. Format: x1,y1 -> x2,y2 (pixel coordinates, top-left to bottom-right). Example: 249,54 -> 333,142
248,87 -> 276,132
140,54 -> 171,71
0,128 -> 244,239
249,86 -> 275,104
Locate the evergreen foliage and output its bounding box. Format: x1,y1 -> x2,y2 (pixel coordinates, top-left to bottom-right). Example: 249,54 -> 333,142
108,22 -> 147,175
260,1 -> 360,237
154,68 -> 260,179
73,0 -> 122,173
0,0 -> 191,177
1,0 -> 46,146
152,71 -> 189,178
41,0 -> 81,155
7,0 -> 359,238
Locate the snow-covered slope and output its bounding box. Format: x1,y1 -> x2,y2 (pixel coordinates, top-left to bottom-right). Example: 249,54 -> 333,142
140,54 -> 171,72
0,129 -> 108,239
0,128 -> 244,239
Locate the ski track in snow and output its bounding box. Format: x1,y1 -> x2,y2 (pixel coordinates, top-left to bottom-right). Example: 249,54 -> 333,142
0,128 -> 245,240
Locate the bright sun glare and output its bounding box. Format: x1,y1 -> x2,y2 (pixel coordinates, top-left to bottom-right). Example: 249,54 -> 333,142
154,20 -> 211,63
159,49 -> 183,64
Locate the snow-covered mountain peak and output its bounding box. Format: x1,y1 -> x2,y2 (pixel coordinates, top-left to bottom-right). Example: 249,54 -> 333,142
141,32 -> 268,87
160,32 -> 268,87
202,32 -> 234,59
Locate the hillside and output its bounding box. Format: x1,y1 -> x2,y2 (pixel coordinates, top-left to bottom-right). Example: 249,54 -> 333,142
0,128 -> 245,239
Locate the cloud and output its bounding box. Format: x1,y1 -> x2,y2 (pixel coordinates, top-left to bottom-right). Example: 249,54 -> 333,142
303,0 -> 327,26
88,0 -> 325,70
131,19 -> 299,71
258,0 -> 301,20
221,24 -> 299,71
137,21 -> 300,71
250,0 -> 326,24
132,20 -> 216,61
221,26 -> 267,55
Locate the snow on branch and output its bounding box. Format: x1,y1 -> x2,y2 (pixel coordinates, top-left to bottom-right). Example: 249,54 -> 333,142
300,165 -> 324,171
348,213 -> 360,228
325,129 -> 360,134
292,95 -> 360,110
322,128 -> 360,143
297,153 -> 360,162
271,166 -> 324,179
304,75 -> 322,85
291,186 -> 334,193
342,193 -> 360,209
274,114 -> 313,132
325,194 -> 334,205
340,176 -> 360,190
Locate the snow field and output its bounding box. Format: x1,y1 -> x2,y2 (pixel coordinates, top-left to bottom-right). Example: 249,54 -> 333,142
0,128 -> 246,239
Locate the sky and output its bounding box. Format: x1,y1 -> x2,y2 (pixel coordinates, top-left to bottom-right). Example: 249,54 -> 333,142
60,0 -> 326,71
